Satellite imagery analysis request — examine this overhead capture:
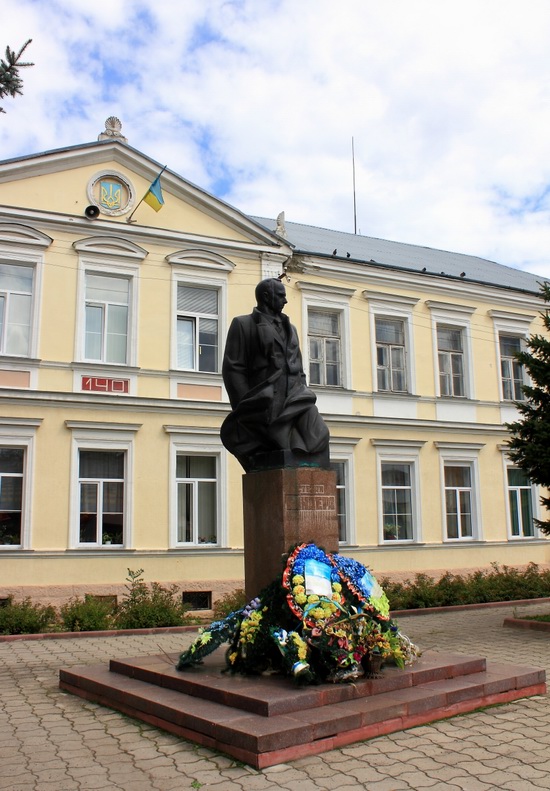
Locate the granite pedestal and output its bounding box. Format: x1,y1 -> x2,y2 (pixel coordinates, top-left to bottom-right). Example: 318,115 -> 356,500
242,466 -> 339,600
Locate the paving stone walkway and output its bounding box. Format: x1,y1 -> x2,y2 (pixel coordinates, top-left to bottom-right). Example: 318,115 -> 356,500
1,601 -> 549,790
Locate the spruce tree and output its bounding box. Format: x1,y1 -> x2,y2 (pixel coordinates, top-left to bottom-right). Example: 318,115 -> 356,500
507,282 -> 550,535
0,40 -> 33,113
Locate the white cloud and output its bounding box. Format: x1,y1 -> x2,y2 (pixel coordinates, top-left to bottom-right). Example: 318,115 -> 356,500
2,0 -> 550,277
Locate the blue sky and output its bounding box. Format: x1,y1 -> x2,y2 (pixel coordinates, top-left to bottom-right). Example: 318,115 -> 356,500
3,0 -> 550,277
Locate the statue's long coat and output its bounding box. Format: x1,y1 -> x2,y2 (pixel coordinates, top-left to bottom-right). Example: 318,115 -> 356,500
221,308 -> 329,469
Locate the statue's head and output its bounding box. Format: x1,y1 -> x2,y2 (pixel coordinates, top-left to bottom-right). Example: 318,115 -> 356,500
255,278 -> 287,315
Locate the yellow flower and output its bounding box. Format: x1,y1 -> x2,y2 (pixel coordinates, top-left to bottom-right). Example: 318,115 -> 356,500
293,585 -> 305,595
332,582 -> 342,592
290,633 -> 308,661
295,593 -> 307,605
307,594 -> 319,604
228,652 -> 238,664
311,607 -> 325,620
292,574 -> 305,584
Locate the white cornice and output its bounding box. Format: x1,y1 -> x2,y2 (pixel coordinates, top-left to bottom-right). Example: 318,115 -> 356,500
296,280 -> 356,298
371,438 -> 426,447
163,425 -> 220,436
434,441 -> 485,450
65,420 -> 142,432
487,309 -> 537,325
294,255 -> 544,310
425,300 -> 476,315
325,413 -> 510,434
363,290 -> 420,307
0,417 -> 43,428
0,205 -> 290,260
73,235 -> 148,260
0,222 -> 53,248
166,249 -> 235,271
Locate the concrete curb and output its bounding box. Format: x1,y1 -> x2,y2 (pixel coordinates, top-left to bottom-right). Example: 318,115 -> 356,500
0,623 -> 200,642
391,596 -> 550,618
503,616 -> 550,632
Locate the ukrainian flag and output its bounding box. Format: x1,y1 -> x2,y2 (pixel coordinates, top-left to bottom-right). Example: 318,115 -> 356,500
143,174 -> 164,212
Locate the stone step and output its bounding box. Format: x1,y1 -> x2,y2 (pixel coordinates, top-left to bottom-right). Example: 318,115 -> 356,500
59,651 -> 546,769
108,649 -> 487,716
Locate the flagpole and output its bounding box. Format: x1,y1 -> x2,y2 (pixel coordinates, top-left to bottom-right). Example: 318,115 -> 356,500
126,165 -> 167,223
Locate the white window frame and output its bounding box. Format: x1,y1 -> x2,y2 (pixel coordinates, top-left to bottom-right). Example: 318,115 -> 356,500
427,302 -> 475,400
164,426 -> 227,548
365,292 -> 418,395
298,282 -> 354,390
0,224 -> 50,360
499,334 -> 526,402
0,419 -> 41,550
76,260 -> 139,367
437,324 -> 466,398
375,316 -> 408,393
330,437 -> 359,545
488,311 -> 535,403
308,308 -> 343,387
78,449 -> 125,546
505,466 -> 537,539
499,447 -> 540,540
435,442 -> 483,542
66,421 -> 140,549
372,439 -> 424,544
171,272 -> 227,375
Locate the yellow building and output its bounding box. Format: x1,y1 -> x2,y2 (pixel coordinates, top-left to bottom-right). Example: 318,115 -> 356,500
0,123 -> 547,608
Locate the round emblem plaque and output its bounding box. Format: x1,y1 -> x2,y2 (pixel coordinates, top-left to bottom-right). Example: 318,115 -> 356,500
87,170 -> 135,217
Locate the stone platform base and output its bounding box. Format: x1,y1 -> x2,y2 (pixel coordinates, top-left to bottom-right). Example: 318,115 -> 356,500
59,650 -> 546,769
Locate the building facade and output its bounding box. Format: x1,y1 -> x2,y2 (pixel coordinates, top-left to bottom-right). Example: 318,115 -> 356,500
0,129 -> 547,608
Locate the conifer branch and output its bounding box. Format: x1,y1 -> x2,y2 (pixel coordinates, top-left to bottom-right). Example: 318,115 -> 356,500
0,39 -> 33,113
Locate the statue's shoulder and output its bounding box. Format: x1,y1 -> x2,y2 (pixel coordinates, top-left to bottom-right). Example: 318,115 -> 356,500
230,312 -> 256,329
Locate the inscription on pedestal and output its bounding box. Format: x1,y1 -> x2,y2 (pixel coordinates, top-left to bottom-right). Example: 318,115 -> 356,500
285,483 -> 336,513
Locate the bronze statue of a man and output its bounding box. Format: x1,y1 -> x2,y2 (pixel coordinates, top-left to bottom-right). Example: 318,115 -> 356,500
221,278 -> 330,471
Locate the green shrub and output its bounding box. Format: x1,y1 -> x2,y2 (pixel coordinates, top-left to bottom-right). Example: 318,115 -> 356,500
60,596 -> 116,632
0,596 -> 57,635
382,562 -> 550,611
212,588 -> 247,620
114,568 -> 190,630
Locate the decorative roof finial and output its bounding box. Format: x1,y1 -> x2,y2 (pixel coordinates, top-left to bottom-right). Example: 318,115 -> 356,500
98,116 -> 127,143
275,211 -> 287,238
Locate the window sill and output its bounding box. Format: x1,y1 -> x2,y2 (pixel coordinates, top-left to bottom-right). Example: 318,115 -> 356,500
437,395 -> 477,402
73,361 -> 140,373
310,385 -> 355,395
0,355 -> 40,365
170,369 -> 223,381
375,391 -> 419,399
173,544 -> 220,549
380,540 -> 416,545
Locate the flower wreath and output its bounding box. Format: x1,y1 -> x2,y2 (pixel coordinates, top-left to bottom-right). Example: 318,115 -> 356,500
177,542 -> 419,684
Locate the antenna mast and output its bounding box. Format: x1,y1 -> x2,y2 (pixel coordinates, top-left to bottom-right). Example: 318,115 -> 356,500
351,136 -> 357,234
